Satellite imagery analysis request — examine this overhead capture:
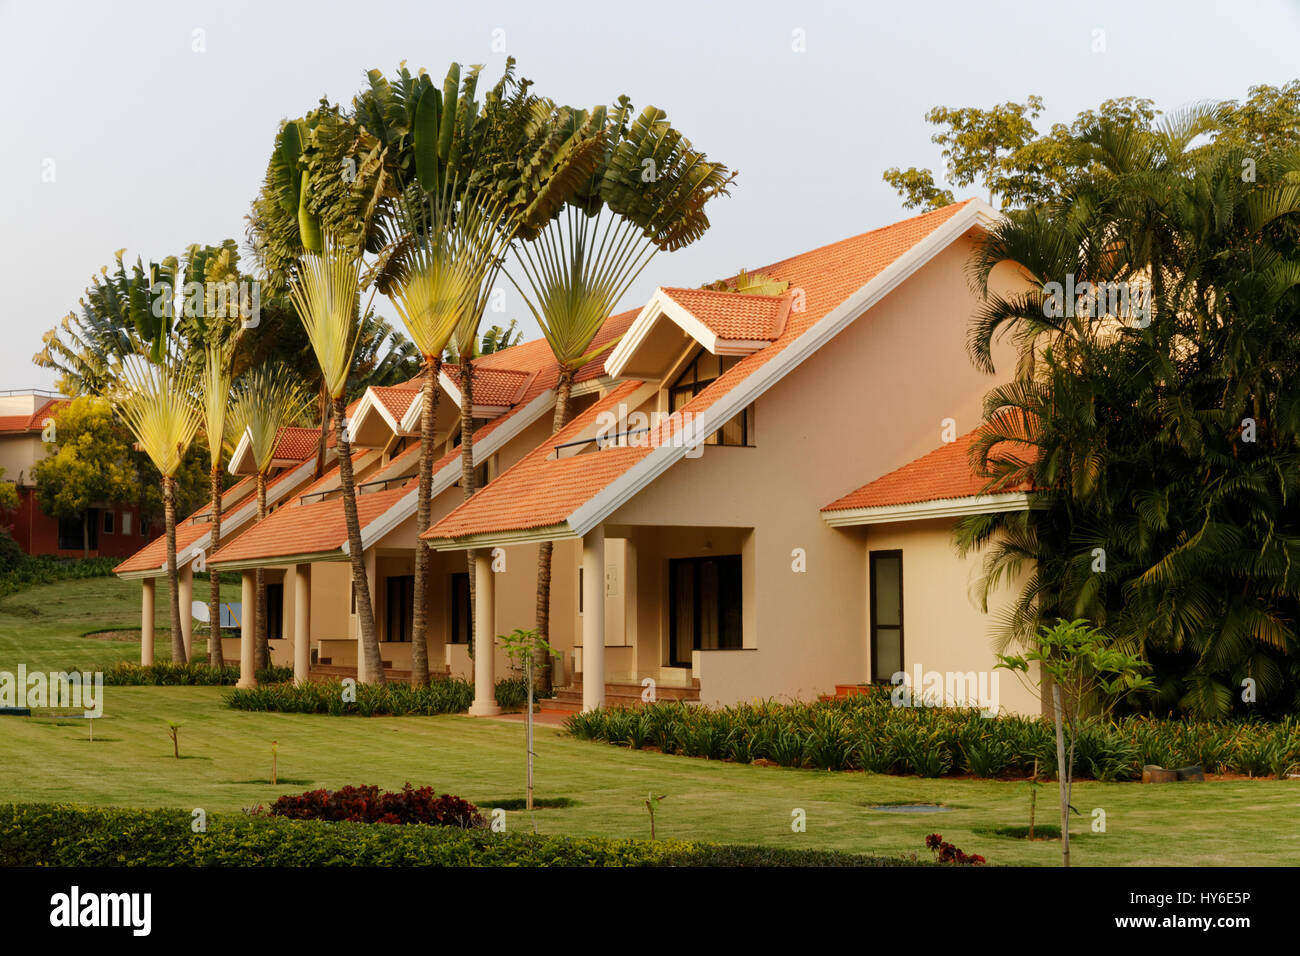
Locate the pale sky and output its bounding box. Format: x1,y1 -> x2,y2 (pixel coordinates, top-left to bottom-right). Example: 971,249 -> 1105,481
2,0 -> 1298,390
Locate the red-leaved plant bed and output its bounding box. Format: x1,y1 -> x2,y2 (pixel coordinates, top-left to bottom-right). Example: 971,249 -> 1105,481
925,833 -> 985,865
268,784 -> 485,828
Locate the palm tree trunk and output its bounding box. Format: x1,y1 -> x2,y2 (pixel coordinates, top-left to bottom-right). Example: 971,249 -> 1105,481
208,464 -> 224,668
533,367 -> 576,692
163,475 -> 186,664
334,395 -> 384,684
411,355 -> 440,688
254,473 -> 268,670
460,360 -> 479,659
314,381 -> 330,479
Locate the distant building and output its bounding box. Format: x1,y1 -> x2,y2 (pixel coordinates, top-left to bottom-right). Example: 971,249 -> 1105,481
0,389 -> 147,557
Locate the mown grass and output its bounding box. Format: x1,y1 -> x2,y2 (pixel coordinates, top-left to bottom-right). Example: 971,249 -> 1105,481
1,575 -> 1297,866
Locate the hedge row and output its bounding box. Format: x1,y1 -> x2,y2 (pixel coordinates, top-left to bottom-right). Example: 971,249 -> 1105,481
225,678 -> 474,715
566,692 -> 1300,780
0,554 -> 117,599
104,661 -> 293,686
0,804 -> 911,867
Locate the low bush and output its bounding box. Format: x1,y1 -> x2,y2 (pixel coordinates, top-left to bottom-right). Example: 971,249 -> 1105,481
0,804 -> 917,867
0,554 -> 117,598
104,661 -> 292,686
225,677 -> 473,715
564,690 -> 1300,781
268,784 -> 483,828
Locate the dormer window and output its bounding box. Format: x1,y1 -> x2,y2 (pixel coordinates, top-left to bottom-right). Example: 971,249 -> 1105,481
669,352 -> 753,446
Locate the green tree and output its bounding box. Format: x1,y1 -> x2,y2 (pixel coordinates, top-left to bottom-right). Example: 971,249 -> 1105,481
31,397 -> 136,557
998,619 -> 1151,867
959,115 -> 1300,717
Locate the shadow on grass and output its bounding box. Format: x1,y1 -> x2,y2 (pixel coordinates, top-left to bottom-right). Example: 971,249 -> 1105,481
478,797 -> 579,811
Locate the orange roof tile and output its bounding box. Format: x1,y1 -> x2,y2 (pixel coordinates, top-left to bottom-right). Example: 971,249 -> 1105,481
823,428 -> 1035,511
660,287 -> 789,340
423,381 -> 649,539
368,386 -> 419,423
273,426 -> 321,462
0,398 -> 67,434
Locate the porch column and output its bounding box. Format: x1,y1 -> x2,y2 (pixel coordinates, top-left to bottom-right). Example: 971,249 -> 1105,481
140,578 -> 155,665
582,526 -> 606,712
468,549 -> 499,716
178,563 -> 194,661
237,571 -> 257,688
293,563 -> 311,684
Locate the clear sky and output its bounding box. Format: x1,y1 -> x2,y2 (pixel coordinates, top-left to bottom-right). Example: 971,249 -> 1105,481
2,0 -> 1297,390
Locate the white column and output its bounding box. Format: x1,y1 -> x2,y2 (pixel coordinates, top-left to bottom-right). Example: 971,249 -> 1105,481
178,564 -> 194,661
582,526 -> 606,712
237,571 -> 257,688
468,549 -> 500,716
293,563 -> 311,683
141,578 -> 155,666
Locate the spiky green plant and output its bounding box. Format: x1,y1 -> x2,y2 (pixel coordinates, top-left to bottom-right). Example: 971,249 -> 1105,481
111,348 -> 202,665
229,363 -> 312,672
288,235 -> 384,683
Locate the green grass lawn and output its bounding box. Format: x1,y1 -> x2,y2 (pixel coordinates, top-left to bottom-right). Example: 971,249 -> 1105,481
2,575 -> 1298,866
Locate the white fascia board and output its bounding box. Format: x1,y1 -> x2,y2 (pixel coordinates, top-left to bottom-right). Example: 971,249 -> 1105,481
820,492 -> 1036,527
569,201 -> 999,537
437,369 -> 463,410
227,427 -> 255,475
606,289 -> 721,378
352,387 -> 402,438
348,388 -> 557,554
426,523 -> 577,551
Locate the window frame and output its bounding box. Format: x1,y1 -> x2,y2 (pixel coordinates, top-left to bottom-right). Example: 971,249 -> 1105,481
869,549 -> 904,683
667,554 -> 743,667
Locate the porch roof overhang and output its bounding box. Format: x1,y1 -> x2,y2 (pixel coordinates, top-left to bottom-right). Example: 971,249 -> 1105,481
820,491 -> 1038,527
114,454 -> 324,579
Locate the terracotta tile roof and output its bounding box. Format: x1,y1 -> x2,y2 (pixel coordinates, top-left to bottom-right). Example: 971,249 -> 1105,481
208,405 -> 532,564
823,428 -> 1035,511
369,386 -> 419,424
273,426 -> 321,462
444,366 -> 536,407
0,398 -> 67,434
114,460 -> 312,574
660,287 -> 789,340
423,381 -> 649,539
210,483 -> 411,564
424,202 -> 976,542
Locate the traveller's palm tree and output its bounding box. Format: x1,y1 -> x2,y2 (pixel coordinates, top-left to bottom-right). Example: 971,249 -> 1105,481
289,236 -> 386,683
384,191 -> 507,685
229,363 -> 311,671
197,337 -> 238,667
507,98 -> 736,680
112,348 -> 202,665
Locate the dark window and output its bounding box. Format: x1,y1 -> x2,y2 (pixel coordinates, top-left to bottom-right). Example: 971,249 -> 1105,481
869,551 -> 903,682
668,554 -> 742,666
102,511 -> 114,534
266,583 -> 284,641
669,352 -> 753,446
140,515 -> 151,537
450,572 -> 470,644
578,566 -> 583,614
58,511 -> 98,551
386,575 -> 414,643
